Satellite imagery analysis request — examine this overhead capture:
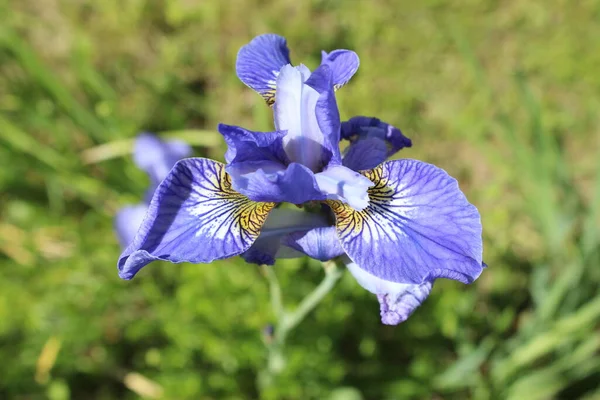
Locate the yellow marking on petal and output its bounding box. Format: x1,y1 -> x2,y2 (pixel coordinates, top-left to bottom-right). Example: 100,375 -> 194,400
264,83 -> 341,106
213,163 -> 275,240
326,164 -> 391,236
263,89 -> 276,107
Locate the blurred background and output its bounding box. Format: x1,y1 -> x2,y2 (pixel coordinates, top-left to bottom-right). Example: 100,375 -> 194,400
1,0 -> 599,399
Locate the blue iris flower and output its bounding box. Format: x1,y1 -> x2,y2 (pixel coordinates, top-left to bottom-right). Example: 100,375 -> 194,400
117,34 -> 484,325
114,133 -> 192,248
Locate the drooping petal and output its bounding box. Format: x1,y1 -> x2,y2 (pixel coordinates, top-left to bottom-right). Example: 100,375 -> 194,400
305,64 -> 342,166
274,64 -> 325,172
118,158 -> 275,279
342,137 -> 389,171
218,124 -> 288,165
235,34 -> 292,106
315,165 -> 373,211
340,116 -> 412,159
346,261 -> 432,325
282,226 -> 345,261
320,50 -> 360,90
114,204 -> 148,248
226,162 -> 325,204
133,133 -> 193,189
242,209 -> 330,265
328,159 -> 483,285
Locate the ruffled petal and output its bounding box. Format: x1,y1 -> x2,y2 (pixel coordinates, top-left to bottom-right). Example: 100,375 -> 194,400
235,34 -> 291,106
242,209 -> 330,265
282,226 -> 344,261
340,116 -> 411,159
328,159 -> 483,285
118,158 -> 275,279
346,261 -> 432,325
342,137 -> 389,171
114,204 -> 148,248
226,162 -> 325,204
133,133 -> 193,189
320,50 -> 360,90
315,165 -> 373,211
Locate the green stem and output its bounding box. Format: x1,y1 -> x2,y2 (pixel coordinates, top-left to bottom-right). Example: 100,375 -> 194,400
260,261 -> 344,387
278,261 -> 343,336
262,264 -> 284,320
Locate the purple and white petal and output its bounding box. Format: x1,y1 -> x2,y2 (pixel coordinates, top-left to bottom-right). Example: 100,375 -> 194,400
118,158 -> 275,279
242,209 -> 330,265
114,204 -> 148,249
227,162 -> 325,204
235,34 -> 292,106
346,261 -> 432,325
274,64 -> 326,172
133,133 -> 193,188
305,64 -> 343,166
320,50 -> 360,89
315,165 -> 373,210
342,137 -> 389,172
329,159 -> 483,285
282,226 -> 345,261
340,116 -> 411,158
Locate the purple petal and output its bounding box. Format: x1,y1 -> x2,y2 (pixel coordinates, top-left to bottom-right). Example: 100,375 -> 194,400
218,124 -> 288,165
329,159 -> 483,285
305,64 -> 343,166
274,64 -> 326,172
219,124 -> 323,203
117,158 -> 275,279
346,261 -> 432,325
340,116 -> 411,159
114,204 -> 148,248
315,165 -> 373,210
226,162 -> 325,204
320,50 -> 360,89
133,133 -> 193,188
342,137 -> 389,171
242,209 -> 330,265
282,226 -> 344,261
235,34 -> 292,106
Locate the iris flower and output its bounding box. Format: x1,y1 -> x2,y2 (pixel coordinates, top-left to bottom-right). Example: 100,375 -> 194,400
117,35 -> 484,325
114,133 -> 192,248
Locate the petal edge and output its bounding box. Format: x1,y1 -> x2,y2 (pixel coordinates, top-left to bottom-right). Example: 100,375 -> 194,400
118,158 -> 275,279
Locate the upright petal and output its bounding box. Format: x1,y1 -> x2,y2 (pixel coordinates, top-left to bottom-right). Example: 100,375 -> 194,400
274,64 -> 325,172
242,209 -> 331,265
341,116 -> 412,159
236,34 -> 292,106
346,261 -> 432,325
315,165 -> 373,211
118,158 -> 275,279
133,133 -> 193,189
328,160 -> 483,285
114,204 -> 148,248
305,64 -> 343,166
320,50 -> 360,89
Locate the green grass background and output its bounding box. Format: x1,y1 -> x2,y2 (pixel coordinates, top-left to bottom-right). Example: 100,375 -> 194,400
1,0 -> 599,399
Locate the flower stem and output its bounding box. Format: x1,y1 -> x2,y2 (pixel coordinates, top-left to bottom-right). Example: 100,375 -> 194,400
278,261 -> 343,335
259,261 -> 344,387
